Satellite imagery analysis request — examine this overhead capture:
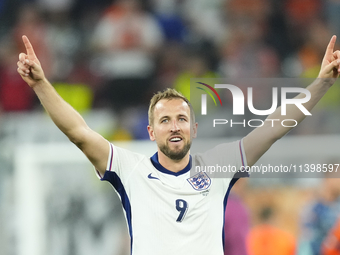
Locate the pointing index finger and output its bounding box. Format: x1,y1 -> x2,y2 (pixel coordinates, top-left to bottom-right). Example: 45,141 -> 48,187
325,35 -> 337,57
22,35 -> 37,59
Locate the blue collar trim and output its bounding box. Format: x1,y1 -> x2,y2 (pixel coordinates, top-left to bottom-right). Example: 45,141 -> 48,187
150,152 -> 192,176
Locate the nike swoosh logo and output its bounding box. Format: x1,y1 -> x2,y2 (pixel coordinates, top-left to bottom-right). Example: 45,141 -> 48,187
148,173 -> 160,180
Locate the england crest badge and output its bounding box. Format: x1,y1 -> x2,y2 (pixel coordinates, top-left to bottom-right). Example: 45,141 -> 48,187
187,172 -> 211,191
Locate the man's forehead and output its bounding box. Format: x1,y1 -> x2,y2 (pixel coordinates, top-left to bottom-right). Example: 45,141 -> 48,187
154,98 -> 190,115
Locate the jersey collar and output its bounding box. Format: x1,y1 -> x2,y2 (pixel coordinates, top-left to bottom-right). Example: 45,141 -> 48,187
150,152 -> 192,176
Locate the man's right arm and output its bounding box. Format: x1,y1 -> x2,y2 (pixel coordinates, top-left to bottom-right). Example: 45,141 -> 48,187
17,35 -> 109,176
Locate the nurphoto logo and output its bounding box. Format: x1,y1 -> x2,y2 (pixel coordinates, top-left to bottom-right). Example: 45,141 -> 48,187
194,79 -> 312,128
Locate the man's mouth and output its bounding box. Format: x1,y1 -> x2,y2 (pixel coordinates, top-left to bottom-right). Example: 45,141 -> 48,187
169,136 -> 183,142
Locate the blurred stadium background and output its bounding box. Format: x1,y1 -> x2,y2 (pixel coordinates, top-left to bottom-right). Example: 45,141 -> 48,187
0,0 -> 340,254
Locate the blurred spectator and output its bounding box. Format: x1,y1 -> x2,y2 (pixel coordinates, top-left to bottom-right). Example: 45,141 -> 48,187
326,0 -> 340,39
110,107 -> 148,141
284,0 -> 322,28
219,0 -> 283,79
53,82 -> 93,114
224,0 -> 270,19
71,0 -> 112,22
151,0 -> 187,43
0,40 -> 36,112
264,0 -> 291,61
247,206 -> 296,255
155,43 -> 184,90
12,4 -> 53,78
67,53 -> 102,95
298,169 -> 340,255
300,21 -> 332,78
0,0 -> 22,38
44,9 -> 83,81
110,126 -> 133,141
37,0 -> 73,14
322,217 -> 340,255
174,53 -> 218,101
182,0 -> 225,45
91,0 -> 164,111
224,178 -> 250,255
281,20 -> 331,79
0,0 -> 4,14
284,0 -> 322,50
218,18 -> 280,78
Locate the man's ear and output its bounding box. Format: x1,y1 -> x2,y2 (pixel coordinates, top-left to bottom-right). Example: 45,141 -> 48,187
192,122 -> 198,139
147,125 -> 156,141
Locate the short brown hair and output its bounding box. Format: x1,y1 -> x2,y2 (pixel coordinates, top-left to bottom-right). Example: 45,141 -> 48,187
148,88 -> 195,126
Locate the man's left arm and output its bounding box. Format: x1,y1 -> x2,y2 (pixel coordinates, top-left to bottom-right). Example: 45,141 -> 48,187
243,35 -> 340,166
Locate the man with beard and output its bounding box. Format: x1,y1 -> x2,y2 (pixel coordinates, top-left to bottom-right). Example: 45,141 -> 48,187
17,35 -> 340,255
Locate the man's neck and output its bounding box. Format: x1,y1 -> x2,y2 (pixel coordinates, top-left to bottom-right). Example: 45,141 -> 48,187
157,150 -> 190,173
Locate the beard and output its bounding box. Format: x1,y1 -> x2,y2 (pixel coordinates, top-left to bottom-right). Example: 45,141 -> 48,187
158,140 -> 192,161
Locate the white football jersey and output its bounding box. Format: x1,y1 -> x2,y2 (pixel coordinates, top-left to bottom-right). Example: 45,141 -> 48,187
96,140 -> 247,255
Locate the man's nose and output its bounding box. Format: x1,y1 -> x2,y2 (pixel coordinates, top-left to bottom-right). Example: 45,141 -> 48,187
170,120 -> 180,132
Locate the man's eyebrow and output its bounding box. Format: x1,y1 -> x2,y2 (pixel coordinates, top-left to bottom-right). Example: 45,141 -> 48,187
178,114 -> 188,118
159,115 -> 169,120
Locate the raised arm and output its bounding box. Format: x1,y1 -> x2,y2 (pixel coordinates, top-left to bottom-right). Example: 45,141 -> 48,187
243,35 -> 340,166
17,35 -> 109,176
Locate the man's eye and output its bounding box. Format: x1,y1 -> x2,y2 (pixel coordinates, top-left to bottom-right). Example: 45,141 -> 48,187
179,118 -> 186,121
161,119 -> 168,123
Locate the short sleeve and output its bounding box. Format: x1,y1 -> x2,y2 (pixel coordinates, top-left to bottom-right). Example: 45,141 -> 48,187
95,142 -> 145,183
193,139 -> 248,179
